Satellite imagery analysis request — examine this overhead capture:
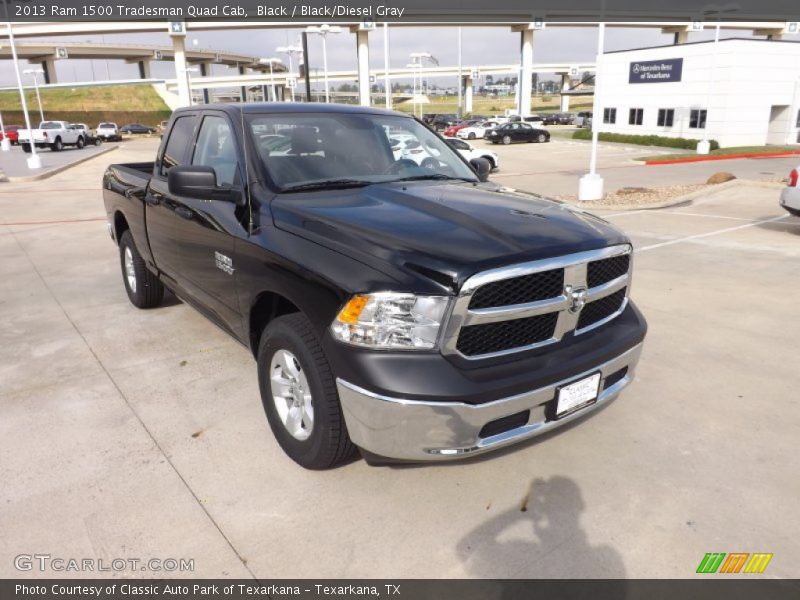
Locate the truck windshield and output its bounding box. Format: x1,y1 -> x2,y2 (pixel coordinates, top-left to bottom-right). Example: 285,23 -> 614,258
247,113 -> 478,192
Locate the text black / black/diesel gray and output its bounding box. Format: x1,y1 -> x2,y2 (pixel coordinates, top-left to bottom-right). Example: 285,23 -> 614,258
103,102 -> 647,469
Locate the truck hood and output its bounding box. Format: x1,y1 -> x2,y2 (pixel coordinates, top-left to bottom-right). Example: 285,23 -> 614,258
271,181 -> 629,292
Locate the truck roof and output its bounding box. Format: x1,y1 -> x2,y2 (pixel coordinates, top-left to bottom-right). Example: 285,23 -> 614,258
173,102 -> 412,119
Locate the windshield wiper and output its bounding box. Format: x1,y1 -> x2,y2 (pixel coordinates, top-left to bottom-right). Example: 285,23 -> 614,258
390,174 -> 475,183
282,179 -> 373,193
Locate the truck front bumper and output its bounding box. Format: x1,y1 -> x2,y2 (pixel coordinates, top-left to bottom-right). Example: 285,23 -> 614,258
337,342 -> 643,462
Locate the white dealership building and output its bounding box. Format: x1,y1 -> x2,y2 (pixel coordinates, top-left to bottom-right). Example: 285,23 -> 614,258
594,38 -> 800,148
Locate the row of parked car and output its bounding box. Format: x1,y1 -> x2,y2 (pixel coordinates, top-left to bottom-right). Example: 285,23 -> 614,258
1,121 -> 160,152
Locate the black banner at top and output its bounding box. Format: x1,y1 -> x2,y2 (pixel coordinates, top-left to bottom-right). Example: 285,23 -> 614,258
1,0 -> 800,22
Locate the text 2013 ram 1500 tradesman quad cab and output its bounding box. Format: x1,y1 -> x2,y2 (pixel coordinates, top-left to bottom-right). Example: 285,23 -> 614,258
103,103 -> 647,469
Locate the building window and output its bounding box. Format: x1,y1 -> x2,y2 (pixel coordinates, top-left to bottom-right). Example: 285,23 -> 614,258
796,109 -> 800,128
603,108 -> 617,124
689,109 -> 707,129
657,109 -> 675,127
628,108 -> 643,126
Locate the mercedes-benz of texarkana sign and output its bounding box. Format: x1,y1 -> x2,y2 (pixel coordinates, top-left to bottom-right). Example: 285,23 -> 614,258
103,103 -> 647,469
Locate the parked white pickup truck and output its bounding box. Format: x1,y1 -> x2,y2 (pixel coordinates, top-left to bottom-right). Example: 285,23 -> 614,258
18,121 -> 86,152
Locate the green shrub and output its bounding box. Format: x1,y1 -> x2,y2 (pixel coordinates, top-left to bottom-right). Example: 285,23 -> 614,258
571,129 -> 719,151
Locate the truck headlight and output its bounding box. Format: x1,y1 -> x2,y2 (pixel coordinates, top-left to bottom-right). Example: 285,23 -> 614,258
331,293 -> 449,350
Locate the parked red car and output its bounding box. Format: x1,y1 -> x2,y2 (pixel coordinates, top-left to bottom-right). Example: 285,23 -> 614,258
442,119 -> 482,137
0,125 -> 21,145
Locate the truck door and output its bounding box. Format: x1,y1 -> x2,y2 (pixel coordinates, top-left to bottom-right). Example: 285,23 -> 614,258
169,112 -> 247,339
146,114 -> 199,281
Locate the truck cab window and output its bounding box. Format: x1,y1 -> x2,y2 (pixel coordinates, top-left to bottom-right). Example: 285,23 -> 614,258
192,116 -> 239,186
247,113 -> 477,191
159,116 -> 196,177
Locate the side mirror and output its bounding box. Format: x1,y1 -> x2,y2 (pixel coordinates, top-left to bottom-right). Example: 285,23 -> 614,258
168,165 -> 243,204
469,157 -> 491,182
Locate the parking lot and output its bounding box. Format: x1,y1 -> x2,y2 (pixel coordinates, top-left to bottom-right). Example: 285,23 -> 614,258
1,138 -> 799,579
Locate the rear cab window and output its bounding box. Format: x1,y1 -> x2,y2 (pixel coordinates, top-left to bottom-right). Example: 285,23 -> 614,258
158,116 -> 197,177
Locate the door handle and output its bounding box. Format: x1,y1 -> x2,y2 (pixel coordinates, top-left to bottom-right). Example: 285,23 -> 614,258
175,207 -> 194,220
144,194 -> 160,206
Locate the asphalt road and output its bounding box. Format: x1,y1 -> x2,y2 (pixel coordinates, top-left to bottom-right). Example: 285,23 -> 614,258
0,140 -> 118,180
1,138 -> 798,578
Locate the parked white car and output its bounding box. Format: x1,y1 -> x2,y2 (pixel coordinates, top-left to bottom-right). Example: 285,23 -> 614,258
17,120 -> 86,152
445,137 -> 499,170
780,165 -> 800,216
388,132 -> 441,169
96,122 -> 121,142
456,120 -> 503,140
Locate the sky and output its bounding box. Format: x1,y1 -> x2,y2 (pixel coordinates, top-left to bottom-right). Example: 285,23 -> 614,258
1,24 -> 798,88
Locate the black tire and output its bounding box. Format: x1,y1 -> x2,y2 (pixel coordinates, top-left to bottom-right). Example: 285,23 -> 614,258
502,135 -> 512,145
21,144 -> 31,153
537,133 -> 547,143
119,230 -> 164,309
51,137 -> 63,152
95,138 -> 103,146
76,136 -> 85,149
468,132 -> 476,140
257,313 -> 356,470
484,156 -> 496,169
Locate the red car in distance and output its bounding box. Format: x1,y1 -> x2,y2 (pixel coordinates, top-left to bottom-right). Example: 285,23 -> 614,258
442,119 -> 482,137
0,125 -> 21,145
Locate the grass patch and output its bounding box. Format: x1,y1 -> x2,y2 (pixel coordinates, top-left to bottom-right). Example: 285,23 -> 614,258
392,95 -> 593,116
0,84 -> 171,127
572,129 -> 719,151
637,145 -> 800,162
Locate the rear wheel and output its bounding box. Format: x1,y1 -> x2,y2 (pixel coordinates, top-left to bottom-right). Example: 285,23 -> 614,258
51,137 -> 63,152
76,136 -> 85,149
119,230 -> 164,309
257,313 -> 356,470
21,144 -> 31,153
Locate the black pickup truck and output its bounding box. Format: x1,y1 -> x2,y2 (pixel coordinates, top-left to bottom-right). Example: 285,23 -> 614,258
103,103 -> 646,469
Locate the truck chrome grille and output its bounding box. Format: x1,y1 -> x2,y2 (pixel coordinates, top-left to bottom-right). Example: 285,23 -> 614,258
442,245 -> 633,360
587,254 -> 630,288
456,313 -> 558,356
577,287 -> 628,330
468,268 -> 564,309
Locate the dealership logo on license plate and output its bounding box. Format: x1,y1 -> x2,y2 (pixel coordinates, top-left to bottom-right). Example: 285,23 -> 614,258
556,372 -> 601,417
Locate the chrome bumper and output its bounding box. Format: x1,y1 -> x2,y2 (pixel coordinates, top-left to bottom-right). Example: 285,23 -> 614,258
337,342 -> 643,462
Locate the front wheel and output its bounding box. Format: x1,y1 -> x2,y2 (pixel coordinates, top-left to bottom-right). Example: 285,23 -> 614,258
502,135 -> 512,145
468,132 -> 476,140
119,230 -> 164,309
257,313 -> 356,470
537,133 -> 547,143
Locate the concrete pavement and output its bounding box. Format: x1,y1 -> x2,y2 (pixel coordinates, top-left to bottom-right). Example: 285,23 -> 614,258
1,138 -> 798,579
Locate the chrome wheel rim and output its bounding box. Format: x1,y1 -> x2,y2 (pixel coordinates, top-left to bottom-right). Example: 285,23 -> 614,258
124,247 -> 137,293
270,349 -> 314,441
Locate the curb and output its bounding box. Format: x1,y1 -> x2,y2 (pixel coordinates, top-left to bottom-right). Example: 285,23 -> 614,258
577,178 -> 781,212
644,151 -> 800,166
2,144 -> 118,183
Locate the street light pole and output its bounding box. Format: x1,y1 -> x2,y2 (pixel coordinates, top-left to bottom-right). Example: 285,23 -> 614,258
306,25 -> 342,103
184,67 -> 199,105
3,0 -> 41,169
24,69 -> 45,122
276,44 -> 303,102
259,58 -> 283,102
